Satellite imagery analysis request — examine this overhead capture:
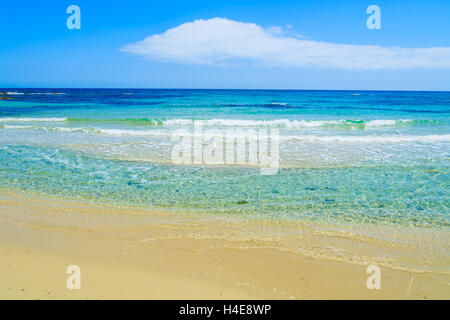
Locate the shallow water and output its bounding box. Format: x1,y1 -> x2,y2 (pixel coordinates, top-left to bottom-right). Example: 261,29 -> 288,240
1,88 -> 449,273
0,89 -> 448,228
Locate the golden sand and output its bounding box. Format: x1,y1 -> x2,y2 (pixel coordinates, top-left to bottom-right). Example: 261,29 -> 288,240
0,190 -> 448,299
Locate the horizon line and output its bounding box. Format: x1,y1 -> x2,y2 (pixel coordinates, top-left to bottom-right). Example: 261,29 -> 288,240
1,87 -> 450,93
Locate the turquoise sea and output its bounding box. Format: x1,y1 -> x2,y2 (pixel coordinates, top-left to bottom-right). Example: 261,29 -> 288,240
0,89 -> 449,230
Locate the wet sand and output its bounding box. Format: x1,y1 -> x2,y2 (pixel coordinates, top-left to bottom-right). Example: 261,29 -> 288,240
0,190 -> 448,299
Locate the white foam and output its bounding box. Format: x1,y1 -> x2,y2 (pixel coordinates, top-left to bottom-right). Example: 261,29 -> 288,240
28,92 -> 66,95
2,125 -> 34,129
3,124 -> 449,143
365,119 -> 411,127
0,117 -> 67,122
95,128 -> 164,136
159,118 -> 416,128
282,134 -> 450,143
3,92 -> 24,95
52,127 -> 168,136
161,119 -> 333,128
0,117 -> 421,128
163,119 -> 194,126
365,120 -> 397,127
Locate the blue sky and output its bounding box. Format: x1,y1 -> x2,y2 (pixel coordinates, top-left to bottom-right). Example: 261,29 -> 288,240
1,0 -> 450,90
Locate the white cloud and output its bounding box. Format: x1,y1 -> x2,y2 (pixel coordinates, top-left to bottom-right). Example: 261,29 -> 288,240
121,17 -> 450,69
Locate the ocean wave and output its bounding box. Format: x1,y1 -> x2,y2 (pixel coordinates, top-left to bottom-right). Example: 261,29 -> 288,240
70,118 -> 443,128
0,92 -> 65,95
194,119 -> 431,128
282,134 -> 450,143
0,117 -> 442,128
0,117 -> 68,122
28,92 -> 66,95
0,125 -> 167,136
2,124 -> 449,142
0,92 -> 24,95
2,125 -> 35,129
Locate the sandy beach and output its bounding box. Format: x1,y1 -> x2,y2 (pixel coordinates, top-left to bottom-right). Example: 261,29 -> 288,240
2,0 -> 450,305
0,190 -> 448,300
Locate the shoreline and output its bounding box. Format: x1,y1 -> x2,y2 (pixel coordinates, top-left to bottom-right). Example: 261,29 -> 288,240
0,189 -> 449,299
